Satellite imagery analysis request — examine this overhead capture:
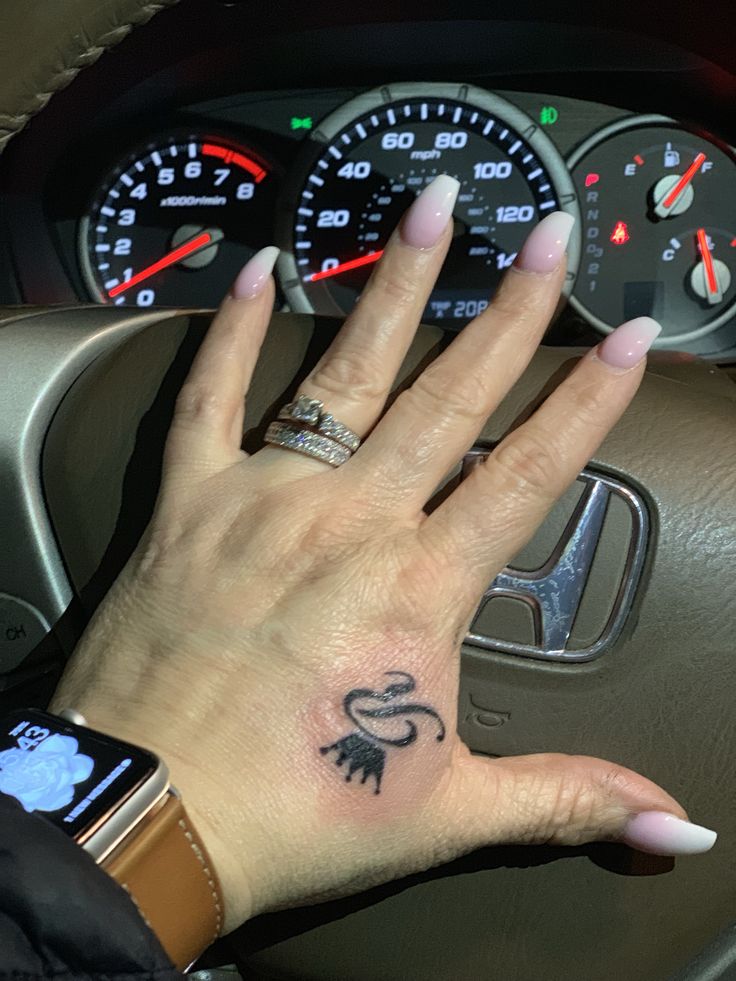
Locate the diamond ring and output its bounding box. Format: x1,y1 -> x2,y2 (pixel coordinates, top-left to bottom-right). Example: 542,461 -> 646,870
264,421 -> 352,468
278,395 -> 361,453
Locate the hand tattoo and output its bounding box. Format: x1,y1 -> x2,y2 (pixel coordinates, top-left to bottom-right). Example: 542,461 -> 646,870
320,672 -> 445,794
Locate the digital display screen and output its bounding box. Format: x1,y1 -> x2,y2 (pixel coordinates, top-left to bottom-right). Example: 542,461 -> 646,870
425,289 -> 491,323
0,710 -> 157,839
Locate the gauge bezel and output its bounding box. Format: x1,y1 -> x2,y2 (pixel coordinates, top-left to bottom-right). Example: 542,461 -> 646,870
566,113 -> 736,346
276,81 -> 581,319
79,214 -> 109,304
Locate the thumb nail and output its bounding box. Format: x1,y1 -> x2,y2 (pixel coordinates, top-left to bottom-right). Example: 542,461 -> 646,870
623,811 -> 717,856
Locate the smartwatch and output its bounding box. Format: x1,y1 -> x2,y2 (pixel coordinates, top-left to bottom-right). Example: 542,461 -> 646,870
0,708 -> 222,970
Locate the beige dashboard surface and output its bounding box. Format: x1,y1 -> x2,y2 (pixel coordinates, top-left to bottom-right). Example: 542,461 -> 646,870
0,0 -> 180,154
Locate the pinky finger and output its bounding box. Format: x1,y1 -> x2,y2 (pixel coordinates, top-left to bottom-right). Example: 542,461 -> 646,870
423,316 -> 662,595
164,246 -> 279,474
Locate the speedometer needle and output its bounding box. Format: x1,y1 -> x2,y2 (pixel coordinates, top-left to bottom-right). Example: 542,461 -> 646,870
309,250 -> 385,282
108,231 -> 216,298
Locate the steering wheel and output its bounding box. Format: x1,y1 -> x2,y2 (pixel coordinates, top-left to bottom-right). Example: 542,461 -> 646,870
1,3 -> 735,980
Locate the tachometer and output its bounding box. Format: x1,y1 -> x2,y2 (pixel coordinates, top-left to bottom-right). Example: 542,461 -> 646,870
79,133 -> 278,307
278,83 -> 580,328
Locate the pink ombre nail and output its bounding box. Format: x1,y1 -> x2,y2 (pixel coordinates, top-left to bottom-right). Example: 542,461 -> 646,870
401,174 -> 460,249
515,211 -> 574,273
623,811 -> 717,856
231,246 -> 280,300
597,316 -> 662,369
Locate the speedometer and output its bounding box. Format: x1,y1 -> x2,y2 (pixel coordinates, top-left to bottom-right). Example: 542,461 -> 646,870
278,83 -> 580,328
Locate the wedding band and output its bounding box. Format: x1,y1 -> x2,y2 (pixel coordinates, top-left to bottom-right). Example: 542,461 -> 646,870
264,421 -> 352,467
278,394 -> 361,452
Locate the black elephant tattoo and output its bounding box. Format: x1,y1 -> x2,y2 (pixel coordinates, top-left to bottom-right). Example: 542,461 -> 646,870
320,672 -> 445,794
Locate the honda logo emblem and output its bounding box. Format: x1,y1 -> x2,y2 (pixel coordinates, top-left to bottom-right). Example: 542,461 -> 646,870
462,451 -> 649,663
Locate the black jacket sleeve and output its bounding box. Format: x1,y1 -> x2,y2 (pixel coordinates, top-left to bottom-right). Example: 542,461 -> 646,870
0,793 -> 181,980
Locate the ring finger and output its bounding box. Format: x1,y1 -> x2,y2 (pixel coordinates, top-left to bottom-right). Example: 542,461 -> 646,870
259,174 -> 460,467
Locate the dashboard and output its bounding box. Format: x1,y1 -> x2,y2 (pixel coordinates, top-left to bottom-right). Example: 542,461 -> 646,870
1,2 -> 735,357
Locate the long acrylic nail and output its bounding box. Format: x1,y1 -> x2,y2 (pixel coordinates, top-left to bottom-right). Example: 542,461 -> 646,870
623,811 -> 717,856
231,246 -> 280,300
596,316 -> 662,369
515,211 -> 575,274
401,174 -> 460,250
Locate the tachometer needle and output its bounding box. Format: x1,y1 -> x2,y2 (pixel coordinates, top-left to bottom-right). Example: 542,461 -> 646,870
309,250 -> 384,282
108,231 -> 215,298
696,227 -> 720,299
662,152 -> 707,209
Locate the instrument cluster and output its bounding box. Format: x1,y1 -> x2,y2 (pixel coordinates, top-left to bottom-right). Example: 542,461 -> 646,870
70,83 -> 736,353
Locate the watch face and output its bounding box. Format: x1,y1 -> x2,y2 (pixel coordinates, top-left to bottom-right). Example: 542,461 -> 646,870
0,710 -> 158,841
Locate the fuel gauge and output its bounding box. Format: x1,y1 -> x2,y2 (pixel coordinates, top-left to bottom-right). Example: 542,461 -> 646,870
568,116 -> 736,346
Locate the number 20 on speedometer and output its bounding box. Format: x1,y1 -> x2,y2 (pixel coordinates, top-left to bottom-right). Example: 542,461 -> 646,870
278,83 -> 580,328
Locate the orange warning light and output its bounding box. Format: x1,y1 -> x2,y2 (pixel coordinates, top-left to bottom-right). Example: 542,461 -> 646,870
610,221 -> 630,246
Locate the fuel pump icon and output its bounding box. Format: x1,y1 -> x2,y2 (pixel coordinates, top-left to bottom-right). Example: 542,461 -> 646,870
664,142 -> 680,168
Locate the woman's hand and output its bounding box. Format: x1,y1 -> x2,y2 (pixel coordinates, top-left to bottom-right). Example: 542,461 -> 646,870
52,176 -> 716,934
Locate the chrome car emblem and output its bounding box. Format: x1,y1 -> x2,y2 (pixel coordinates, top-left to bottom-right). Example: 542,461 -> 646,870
462,451 -> 649,663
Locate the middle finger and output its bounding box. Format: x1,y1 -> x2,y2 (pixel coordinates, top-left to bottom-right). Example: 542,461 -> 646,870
349,211 -> 575,510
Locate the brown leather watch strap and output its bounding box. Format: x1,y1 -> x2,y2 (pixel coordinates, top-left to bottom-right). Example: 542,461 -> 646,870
103,792 -> 222,970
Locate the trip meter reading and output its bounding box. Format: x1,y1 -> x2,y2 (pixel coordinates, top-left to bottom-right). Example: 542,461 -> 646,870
79,133 -> 278,307
568,117 -> 736,346
278,83 -> 580,328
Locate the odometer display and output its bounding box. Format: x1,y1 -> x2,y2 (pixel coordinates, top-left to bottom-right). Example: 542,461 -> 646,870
280,84 -> 579,328
80,134 -> 278,307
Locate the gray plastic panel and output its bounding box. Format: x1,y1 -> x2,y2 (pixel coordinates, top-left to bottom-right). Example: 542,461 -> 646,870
670,925 -> 736,981
0,307 -> 181,657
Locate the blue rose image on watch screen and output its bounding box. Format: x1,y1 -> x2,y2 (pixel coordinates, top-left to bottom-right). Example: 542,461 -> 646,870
0,734 -> 94,813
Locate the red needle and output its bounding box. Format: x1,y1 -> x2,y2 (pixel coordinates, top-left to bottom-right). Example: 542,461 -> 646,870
310,250 -> 384,282
662,152 -> 707,208
697,227 -> 718,296
108,231 -> 213,298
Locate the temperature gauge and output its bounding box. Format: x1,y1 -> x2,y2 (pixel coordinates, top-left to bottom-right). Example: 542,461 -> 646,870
568,117 -> 736,347
662,228 -> 732,305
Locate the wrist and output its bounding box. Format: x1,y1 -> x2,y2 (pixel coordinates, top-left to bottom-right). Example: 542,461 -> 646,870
0,704 -> 226,967
48,693 -> 253,933
149,749 -> 256,933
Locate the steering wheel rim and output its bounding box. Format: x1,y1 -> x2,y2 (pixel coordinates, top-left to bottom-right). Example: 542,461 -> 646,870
0,0 -> 181,154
